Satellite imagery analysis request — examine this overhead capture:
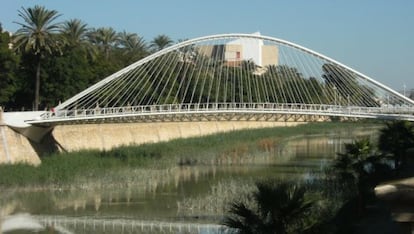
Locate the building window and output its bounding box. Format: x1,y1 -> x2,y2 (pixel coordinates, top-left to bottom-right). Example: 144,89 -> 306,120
236,51 -> 241,59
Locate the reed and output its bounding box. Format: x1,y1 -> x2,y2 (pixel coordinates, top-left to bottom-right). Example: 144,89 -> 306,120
0,122 -> 379,188
177,179 -> 256,216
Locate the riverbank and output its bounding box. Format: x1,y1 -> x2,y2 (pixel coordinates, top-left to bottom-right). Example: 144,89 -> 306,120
0,122 -> 379,190
0,120 -> 303,165
0,122 -> 383,233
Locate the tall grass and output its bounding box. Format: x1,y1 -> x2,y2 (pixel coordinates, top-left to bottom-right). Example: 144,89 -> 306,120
0,122 -> 379,188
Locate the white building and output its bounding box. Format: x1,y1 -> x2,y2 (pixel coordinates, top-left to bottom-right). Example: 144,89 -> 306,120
198,32 -> 278,68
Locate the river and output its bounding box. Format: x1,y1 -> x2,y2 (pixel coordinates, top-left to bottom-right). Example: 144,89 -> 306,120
0,126 -> 378,233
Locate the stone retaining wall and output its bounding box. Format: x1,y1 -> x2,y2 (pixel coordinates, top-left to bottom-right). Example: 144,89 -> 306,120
52,121 -> 302,152
0,120 -> 304,165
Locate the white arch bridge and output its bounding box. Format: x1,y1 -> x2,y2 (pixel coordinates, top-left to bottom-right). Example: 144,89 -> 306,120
27,33 -> 414,126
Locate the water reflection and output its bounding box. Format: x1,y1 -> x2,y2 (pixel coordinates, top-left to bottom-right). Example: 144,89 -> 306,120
0,128 -> 378,233
1,213 -> 226,234
2,213 -> 45,233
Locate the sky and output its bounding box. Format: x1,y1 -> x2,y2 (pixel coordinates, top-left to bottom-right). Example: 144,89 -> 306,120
1,0 -> 413,91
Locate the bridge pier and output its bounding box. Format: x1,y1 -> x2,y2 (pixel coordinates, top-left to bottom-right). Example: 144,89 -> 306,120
0,108 -> 42,165
0,107 -> 11,163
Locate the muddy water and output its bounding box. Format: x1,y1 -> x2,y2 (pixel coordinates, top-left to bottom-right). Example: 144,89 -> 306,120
0,127 -> 378,233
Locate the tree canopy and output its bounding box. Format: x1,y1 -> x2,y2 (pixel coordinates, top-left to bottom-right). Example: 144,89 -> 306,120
0,6 -> 156,110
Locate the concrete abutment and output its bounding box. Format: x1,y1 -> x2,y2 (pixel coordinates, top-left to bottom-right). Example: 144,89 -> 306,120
52,121 -> 302,151
0,121 -> 303,165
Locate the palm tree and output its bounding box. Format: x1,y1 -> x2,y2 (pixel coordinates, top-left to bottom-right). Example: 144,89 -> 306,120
378,120 -> 414,169
61,19 -> 96,60
332,139 -> 374,193
13,5 -> 62,110
87,27 -> 118,60
117,31 -> 148,63
223,182 -> 314,234
328,138 -> 394,233
61,19 -> 87,46
332,138 -> 394,214
333,138 -> 382,182
150,34 -> 173,51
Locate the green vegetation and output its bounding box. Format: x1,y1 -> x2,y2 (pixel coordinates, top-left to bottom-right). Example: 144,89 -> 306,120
0,5 -> 170,110
0,122 -> 377,188
223,182 -> 315,234
0,148 -> 161,187
0,24 -> 19,105
223,120 -> 414,233
2,120 -> 411,233
13,6 -> 62,110
378,120 -> 414,169
0,5 -> 381,111
150,34 -> 173,51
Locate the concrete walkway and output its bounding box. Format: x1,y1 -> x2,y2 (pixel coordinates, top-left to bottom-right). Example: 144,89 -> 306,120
375,170 -> 414,233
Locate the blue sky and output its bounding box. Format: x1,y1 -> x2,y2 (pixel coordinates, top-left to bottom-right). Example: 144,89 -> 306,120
1,0 -> 413,91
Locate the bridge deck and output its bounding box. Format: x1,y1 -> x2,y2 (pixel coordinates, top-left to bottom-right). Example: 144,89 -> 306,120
26,103 -> 414,125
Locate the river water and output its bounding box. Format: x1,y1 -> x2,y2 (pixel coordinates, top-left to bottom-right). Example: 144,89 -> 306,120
0,127 -> 378,233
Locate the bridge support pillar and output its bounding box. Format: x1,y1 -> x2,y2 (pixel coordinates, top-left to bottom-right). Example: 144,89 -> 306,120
0,108 -> 47,165
0,125 -> 41,165
0,106 -> 11,163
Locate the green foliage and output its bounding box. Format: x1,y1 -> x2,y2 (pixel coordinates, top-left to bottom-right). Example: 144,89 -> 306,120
41,47 -> 94,107
13,5 -> 62,56
331,138 -> 394,198
0,6 -> 157,110
11,52 -> 37,109
60,19 -> 89,47
221,122 -> 402,233
223,181 -> 316,234
378,120 -> 414,168
117,30 -> 148,65
13,5 -> 63,110
88,27 -> 118,60
332,138 -> 374,185
2,5 -> 386,111
0,28 -> 19,107
150,34 -> 173,51
127,53 -> 348,106
322,64 -> 378,107
0,122 -> 371,187
322,135 -> 398,233
0,148 -> 157,187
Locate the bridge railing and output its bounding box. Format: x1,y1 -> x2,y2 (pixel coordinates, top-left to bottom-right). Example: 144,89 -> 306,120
39,103 -> 414,121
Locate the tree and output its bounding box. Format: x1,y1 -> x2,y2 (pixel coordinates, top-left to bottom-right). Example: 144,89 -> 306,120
331,138 -> 393,213
61,19 -> 88,46
117,31 -> 148,65
321,64 -> 378,107
41,45 -> 93,108
0,24 -> 19,108
87,27 -> 118,60
13,5 -> 62,110
329,138 -> 395,233
332,139 -> 374,186
150,34 -> 173,51
60,19 -> 96,58
223,182 -> 314,234
378,120 -> 414,169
